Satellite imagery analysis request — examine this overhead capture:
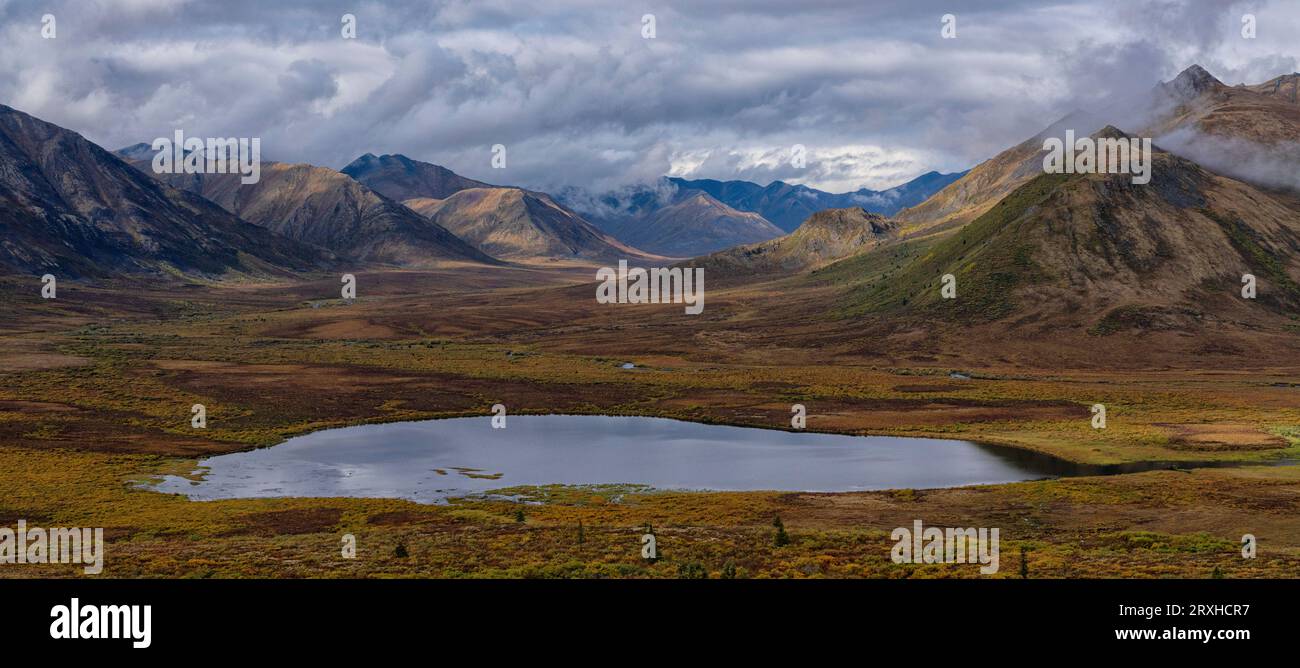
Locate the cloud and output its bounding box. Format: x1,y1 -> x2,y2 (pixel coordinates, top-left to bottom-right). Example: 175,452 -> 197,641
1157,126 -> 1300,191
0,0 -> 1296,193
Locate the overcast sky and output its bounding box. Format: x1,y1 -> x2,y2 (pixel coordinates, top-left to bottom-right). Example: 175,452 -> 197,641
1,0 -> 1297,193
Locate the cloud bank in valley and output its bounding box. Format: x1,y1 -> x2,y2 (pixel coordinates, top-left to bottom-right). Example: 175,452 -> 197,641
0,0 -> 1296,194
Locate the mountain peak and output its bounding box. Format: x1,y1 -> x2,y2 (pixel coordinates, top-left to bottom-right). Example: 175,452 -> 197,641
685,191 -> 724,208
411,186 -> 651,263
1092,125 -> 1131,140
1166,64 -> 1224,98
342,153 -> 493,200
113,142 -> 154,160
0,104 -> 330,277
1035,109 -> 1106,142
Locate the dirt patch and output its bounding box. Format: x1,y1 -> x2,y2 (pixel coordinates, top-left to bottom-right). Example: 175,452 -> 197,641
0,339 -> 90,372
1159,423 -> 1290,451
303,318 -> 399,339
366,510 -> 448,526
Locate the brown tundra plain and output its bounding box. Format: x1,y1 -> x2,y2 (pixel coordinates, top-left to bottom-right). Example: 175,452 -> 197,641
2,254 -> 1298,579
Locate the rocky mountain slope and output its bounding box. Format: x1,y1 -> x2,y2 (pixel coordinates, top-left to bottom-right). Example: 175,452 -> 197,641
408,187 -> 650,263
600,192 -> 784,257
843,129 -> 1300,339
0,105 -> 330,278
342,153 -> 495,201
700,207 -> 896,273
124,157 -> 497,267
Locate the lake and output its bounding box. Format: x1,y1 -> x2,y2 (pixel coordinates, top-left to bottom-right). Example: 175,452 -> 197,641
150,414 -> 1201,504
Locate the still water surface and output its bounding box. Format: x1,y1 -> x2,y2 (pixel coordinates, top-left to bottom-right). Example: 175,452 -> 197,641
151,415 -> 1208,503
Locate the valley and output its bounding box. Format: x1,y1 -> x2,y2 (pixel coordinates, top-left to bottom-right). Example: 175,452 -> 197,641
1,257 -> 1297,579
2,63 -> 1299,580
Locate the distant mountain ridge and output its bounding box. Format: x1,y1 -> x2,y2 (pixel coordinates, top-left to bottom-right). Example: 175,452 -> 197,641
668,170 -> 967,232
559,170 -> 965,238
601,192 -> 785,257
342,153 -> 495,201
405,187 -> 652,263
340,152 -> 654,263
118,154 -> 498,267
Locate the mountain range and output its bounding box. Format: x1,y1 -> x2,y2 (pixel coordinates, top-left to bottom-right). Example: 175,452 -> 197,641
843,126 -> 1300,340
117,151 -> 496,267
555,169 -> 964,257
805,65 -> 1300,353
5,60 -> 1298,349
560,170 -> 965,235
0,102 -> 972,277
668,170 -> 967,232
0,106 -> 330,278
403,187 -> 651,263
891,65 -> 1300,241
1145,65 -> 1300,192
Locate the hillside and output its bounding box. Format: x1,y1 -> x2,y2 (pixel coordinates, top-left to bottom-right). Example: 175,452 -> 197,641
1144,65 -> 1300,192
894,66 -> 1300,239
129,159 -> 497,267
602,192 -> 784,257
893,111 -> 1105,238
342,153 -> 495,201
842,129 -> 1300,339
0,105 -> 329,278
410,187 -> 650,263
701,207 -> 896,274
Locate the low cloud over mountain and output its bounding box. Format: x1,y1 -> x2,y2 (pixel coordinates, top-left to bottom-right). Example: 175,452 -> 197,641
4,0 -> 1294,196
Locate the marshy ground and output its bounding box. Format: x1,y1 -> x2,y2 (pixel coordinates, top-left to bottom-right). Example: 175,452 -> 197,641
1,267 -> 1298,578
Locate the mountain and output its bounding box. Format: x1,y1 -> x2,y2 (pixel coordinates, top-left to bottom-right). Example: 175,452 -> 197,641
407,187 -> 651,263
1243,72 -> 1300,104
700,207 -> 896,274
340,153 -> 648,263
1143,65 -> 1300,192
402,197 -> 443,218
672,179 -> 819,233
561,171 -> 965,236
843,128 -> 1300,337
121,156 -> 497,267
668,171 -> 966,232
894,66 -> 1300,240
0,105 -> 329,278
893,110 -> 1106,238
601,192 -> 784,257
341,153 -> 494,201
1147,65 -> 1300,145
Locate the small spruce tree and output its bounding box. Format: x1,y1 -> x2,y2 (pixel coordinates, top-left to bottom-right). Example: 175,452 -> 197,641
773,516 -> 790,547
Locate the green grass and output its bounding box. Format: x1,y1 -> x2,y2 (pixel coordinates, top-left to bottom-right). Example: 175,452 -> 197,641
836,172 -> 1074,322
